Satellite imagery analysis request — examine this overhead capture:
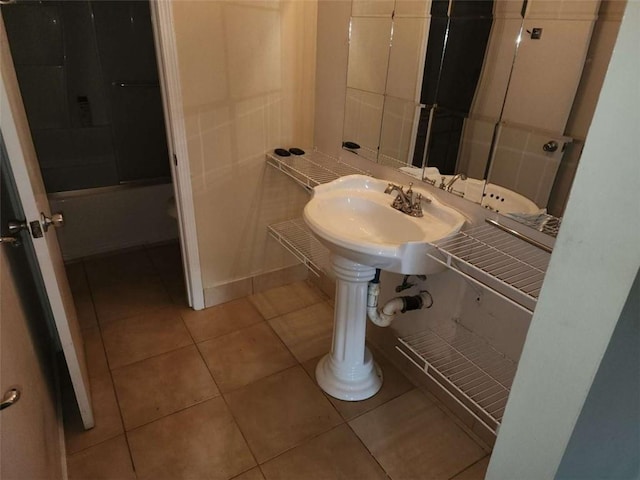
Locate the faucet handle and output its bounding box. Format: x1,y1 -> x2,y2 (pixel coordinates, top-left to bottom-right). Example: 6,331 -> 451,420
423,176 -> 436,186
384,182 -> 399,194
411,193 -> 424,217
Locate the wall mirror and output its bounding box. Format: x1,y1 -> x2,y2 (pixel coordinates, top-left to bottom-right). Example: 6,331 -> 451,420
342,0 -> 626,229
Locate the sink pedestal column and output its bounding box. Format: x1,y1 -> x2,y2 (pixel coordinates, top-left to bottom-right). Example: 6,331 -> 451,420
316,254 -> 383,401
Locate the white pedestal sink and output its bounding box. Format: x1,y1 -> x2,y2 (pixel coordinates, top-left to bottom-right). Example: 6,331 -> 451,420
315,255 -> 381,401
303,175 -> 465,401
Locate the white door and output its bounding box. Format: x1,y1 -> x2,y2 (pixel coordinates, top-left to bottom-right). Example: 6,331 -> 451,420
1,196 -> 64,480
0,14 -> 93,429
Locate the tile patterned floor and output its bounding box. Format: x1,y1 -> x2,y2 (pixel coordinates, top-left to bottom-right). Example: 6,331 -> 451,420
63,244 -> 491,480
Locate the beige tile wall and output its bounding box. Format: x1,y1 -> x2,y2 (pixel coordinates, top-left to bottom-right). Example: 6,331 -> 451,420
171,1 -> 317,300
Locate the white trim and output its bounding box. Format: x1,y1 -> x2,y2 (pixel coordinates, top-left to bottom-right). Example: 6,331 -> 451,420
150,1 -> 205,310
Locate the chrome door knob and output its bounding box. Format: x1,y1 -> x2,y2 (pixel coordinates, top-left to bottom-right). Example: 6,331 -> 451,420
543,140 -> 559,152
41,212 -> 64,232
0,236 -> 20,246
7,220 -> 28,235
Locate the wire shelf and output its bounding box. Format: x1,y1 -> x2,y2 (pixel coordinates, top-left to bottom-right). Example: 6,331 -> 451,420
266,151 -> 368,191
397,322 -> 518,433
428,222 -> 551,312
268,218 -> 330,277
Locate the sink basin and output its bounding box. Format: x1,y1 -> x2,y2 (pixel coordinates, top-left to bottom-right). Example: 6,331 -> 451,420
303,175 -> 466,275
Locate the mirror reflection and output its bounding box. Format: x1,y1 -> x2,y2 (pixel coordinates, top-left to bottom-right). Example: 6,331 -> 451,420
342,0 -> 626,226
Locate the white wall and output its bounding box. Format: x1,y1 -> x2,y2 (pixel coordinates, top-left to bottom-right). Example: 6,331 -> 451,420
486,2 -> 640,477
170,1 -> 317,306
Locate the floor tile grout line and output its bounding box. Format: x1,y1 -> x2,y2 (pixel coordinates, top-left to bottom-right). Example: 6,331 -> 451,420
248,279 -> 329,321
297,362 -> 442,473
192,315 -> 269,346
81,258 -> 139,476
296,343 -> 418,425
206,301 -> 353,468
108,301 -> 217,473
215,358 -> 329,400
84,272 -> 330,469
71,257 -> 477,478
255,423 -> 356,468
177,307 -> 220,389
178,306 -> 264,473
192,343 -> 263,471
256,307 -> 348,424
252,297 -> 329,322
83,255 -> 187,476
344,421 -> 393,479
416,383 -> 493,453
65,431 -> 125,459
343,387 -> 486,480
369,343 -> 494,453
228,465 -> 264,480
108,342 -> 197,375
193,332 -> 299,396
447,454 -> 491,480
64,247 -> 183,477
197,294 -> 347,468
262,297 -> 335,368
121,394 -> 222,435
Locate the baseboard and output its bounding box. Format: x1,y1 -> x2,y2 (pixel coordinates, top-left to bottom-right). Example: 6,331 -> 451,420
203,263 -> 309,308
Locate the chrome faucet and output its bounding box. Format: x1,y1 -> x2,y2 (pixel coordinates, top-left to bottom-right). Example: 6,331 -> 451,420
384,182 -> 427,217
444,173 -> 467,192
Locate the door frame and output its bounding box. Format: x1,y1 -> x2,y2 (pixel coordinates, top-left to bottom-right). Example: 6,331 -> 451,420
150,2 -> 204,310
0,3 -> 205,310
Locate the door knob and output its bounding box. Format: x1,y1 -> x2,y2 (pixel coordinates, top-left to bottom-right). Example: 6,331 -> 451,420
543,140 -> 559,152
0,388 -> 20,410
3,219 -> 26,247
41,212 -> 64,232
7,220 -> 28,235
0,236 -> 20,247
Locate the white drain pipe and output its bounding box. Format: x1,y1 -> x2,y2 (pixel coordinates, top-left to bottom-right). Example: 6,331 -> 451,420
366,274 -> 433,327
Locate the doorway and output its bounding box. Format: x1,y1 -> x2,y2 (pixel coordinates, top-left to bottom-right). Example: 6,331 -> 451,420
2,0 -> 180,261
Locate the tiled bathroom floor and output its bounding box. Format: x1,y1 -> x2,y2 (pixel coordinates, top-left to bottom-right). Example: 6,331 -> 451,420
62,243 -> 491,480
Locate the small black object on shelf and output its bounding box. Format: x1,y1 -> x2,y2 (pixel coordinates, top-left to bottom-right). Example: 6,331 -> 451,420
274,148 -> 291,157
289,147 -> 305,155
342,141 -> 361,150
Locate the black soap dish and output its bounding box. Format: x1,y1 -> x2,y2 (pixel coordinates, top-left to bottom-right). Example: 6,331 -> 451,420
274,148 -> 291,157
